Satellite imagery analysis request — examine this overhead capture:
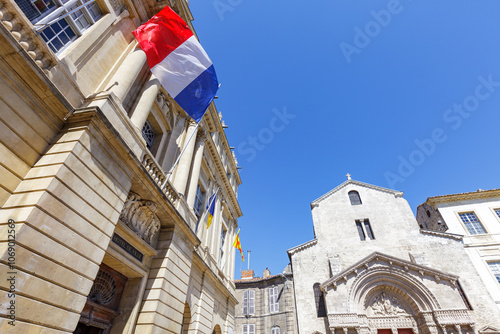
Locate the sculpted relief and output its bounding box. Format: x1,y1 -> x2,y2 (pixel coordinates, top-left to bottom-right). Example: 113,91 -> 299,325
368,292 -> 409,317
120,193 -> 161,245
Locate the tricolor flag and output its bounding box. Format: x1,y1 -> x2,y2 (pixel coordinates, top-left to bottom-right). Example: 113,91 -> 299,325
206,193 -> 217,229
132,6 -> 219,122
233,229 -> 244,261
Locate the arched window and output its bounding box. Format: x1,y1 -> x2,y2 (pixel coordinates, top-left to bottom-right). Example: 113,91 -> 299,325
348,191 -> 362,205
271,326 -> 280,334
313,283 -> 326,317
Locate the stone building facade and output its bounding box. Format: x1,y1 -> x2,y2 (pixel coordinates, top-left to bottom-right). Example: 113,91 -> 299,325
0,0 -> 242,333
416,189 -> 500,313
287,178 -> 500,334
234,267 -> 297,334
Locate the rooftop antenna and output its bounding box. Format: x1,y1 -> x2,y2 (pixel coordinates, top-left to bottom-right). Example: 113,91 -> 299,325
247,250 -> 251,270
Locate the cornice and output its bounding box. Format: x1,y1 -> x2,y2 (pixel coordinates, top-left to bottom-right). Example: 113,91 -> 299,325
419,229 -> 464,241
427,189 -> 500,205
200,105 -> 243,219
311,180 -> 403,206
321,252 -> 459,291
287,239 -> 318,256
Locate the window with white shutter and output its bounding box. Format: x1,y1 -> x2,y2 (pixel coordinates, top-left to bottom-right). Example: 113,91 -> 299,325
269,286 -> 279,313
243,290 -> 248,315
243,290 -> 255,315
243,324 -> 255,334
249,290 -> 255,315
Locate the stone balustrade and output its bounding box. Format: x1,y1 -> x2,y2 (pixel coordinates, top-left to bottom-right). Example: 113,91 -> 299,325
142,152 -> 179,203
0,0 -> 55,72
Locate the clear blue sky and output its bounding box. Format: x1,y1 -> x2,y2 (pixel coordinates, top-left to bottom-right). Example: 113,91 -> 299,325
189,0 -> 500,278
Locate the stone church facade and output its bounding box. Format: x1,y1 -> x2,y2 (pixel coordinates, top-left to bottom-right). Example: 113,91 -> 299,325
0,0 -> 242,333
287,179 -> 500,334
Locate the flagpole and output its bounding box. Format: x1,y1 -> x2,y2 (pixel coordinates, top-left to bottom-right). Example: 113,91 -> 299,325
161,121 -> 200,190
195,186 -> 220,234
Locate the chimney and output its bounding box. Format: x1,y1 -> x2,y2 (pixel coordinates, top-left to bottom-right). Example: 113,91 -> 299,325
241,269 -> 255,280
263,268 -> 271,278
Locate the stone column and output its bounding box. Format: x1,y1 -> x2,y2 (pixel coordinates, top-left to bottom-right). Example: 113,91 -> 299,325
109,48 -> 147,102
129,75 -> 161,130
455,325 -> 462,334
161,114 -> 186,172
172,120 -> 198,195
186,132 -> 206,208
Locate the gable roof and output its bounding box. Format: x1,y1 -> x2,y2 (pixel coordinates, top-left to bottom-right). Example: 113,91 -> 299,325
321,251 -> 458,290
311,179 -> 403,206
287,239 -> 318,257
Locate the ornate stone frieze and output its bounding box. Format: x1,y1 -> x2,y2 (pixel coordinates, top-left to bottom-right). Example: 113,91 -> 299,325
369,293 -> 409,316
367,316 -> 416,330
0,0 -> 55,72
120,192 -> 161,245
433,309 -> 474,325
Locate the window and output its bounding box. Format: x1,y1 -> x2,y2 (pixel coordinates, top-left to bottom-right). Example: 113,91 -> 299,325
364,220 -> 375,239
15,0 -> 103,53
219,227 -> 226,268
459,212 -> 486,235
494,209 -> 500,219
313,283 -> 326,317
488,262 -> 500,284
356,221 -> 365,240
243,290 -> 255,315
356,219 -> 375,240
193,185 -> 205,217
348,191 -> 362,205
269,286 -> 279,313
271,326 -> 280,334
142,120 -> 156,150
242,324 -> 255,334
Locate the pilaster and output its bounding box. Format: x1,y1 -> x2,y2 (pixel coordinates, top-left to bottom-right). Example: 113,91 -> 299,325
135,228 -> 194,333
0,110 -> 132,332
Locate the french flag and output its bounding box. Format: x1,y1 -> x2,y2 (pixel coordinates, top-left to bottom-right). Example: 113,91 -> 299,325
133,7 -> 219,122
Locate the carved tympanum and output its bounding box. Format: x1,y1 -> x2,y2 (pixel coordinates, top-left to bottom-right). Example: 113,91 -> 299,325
120,192 -> 160,245
369,292 -> 409,316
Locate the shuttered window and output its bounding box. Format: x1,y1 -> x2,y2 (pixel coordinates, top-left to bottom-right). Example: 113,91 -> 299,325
269,286 -> 279,313
243,324 -> 255,334
243,290 -> 255,315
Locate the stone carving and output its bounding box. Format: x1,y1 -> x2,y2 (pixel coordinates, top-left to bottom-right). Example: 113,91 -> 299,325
369,293 -> 408,316
120,192 -> 161,245
109,0 -> 125,13
156,91 -> 170,113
